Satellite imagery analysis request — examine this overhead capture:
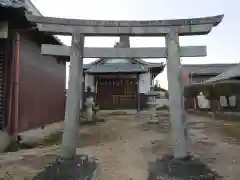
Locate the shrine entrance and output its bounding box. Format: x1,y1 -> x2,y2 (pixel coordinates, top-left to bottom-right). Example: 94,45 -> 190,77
96,74 -> 137,110
26,13 -> 223,161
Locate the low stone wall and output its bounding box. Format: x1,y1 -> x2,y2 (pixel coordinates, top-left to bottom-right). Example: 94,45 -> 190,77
0,131 -> 11,153
0,122 -> 64,153
156,98 -> 169,108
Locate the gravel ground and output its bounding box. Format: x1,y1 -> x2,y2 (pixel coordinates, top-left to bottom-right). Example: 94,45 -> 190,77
0,112 -> 240,179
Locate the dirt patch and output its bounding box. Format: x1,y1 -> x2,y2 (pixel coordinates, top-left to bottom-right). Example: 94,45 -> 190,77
78,124 -> 119,147
0,114 -> 240,180
214,122 -> 240,144
0,154 -> 57,180
150,140 -> 172,155
189,116 -> 240,145
139,120 -> 170,134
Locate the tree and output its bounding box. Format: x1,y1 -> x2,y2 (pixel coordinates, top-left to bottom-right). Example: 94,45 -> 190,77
152,80 -> 162,91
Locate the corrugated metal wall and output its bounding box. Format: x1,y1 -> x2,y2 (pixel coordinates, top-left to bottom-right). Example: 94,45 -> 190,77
17,33 -> 66,132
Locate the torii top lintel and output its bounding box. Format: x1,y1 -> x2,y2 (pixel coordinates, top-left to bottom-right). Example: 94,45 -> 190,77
26,13 -> 224,36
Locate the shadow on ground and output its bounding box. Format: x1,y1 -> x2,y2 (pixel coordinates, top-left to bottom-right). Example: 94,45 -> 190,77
32,155 -> 98,180
147,155 -> 221,180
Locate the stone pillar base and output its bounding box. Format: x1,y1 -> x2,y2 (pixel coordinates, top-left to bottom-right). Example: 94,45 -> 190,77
32,155 -> 100,180
147,155 -> 220,180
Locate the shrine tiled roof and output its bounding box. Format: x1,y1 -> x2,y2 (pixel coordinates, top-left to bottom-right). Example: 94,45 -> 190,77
204,63 -> 240,83
85,64 -> 147,73
0,0 -> 63,46
181,63 -> 237,75
0,0 -> 24,8
84,60 -> 164,74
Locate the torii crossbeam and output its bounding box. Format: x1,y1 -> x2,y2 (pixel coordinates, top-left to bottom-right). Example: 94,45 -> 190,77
26,14 -> 223,36
41,45 -> 207,58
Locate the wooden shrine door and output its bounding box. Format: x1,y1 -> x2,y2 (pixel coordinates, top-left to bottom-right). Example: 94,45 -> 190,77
96,74 -> 137,110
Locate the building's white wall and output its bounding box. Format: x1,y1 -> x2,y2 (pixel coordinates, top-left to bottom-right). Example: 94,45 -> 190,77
139,72 -> 151,93
85,74 -> 95,92
104,59 -> 129,63
197,95 -> 210,109
85,72 -> 153,94
220,96 -> 236,107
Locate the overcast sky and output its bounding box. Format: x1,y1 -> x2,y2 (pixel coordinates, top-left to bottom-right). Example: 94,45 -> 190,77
31,0 -> 235,89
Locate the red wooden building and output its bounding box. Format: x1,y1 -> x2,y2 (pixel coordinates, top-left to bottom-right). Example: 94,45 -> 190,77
0,0 -> 66,135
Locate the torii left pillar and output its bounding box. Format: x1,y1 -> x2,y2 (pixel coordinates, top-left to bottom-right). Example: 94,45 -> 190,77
59,33 -> 85,159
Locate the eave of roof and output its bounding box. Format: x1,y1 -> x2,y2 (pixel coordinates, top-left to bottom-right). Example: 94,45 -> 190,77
204,63 -> 240,84
182,63 -> 238,75
84,59 -> 165,74
24,0 -> 63,45
85,64 -> 148,73
0,0 -> 63,46
147,62 -> 165,69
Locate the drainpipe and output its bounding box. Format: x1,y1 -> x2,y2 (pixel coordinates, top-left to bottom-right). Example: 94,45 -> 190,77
13,33 -> 20,134
137,73 -> 140,112
6,33 -> 15,135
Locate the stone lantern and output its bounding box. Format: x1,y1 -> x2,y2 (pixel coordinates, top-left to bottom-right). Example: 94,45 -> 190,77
146,90 -> 159,123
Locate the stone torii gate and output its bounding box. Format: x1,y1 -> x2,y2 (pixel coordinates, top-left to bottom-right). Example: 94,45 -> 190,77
26,14 -> 223,160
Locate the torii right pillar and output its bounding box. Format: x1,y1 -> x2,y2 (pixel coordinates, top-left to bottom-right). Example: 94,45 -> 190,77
166,30 -> 188,159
